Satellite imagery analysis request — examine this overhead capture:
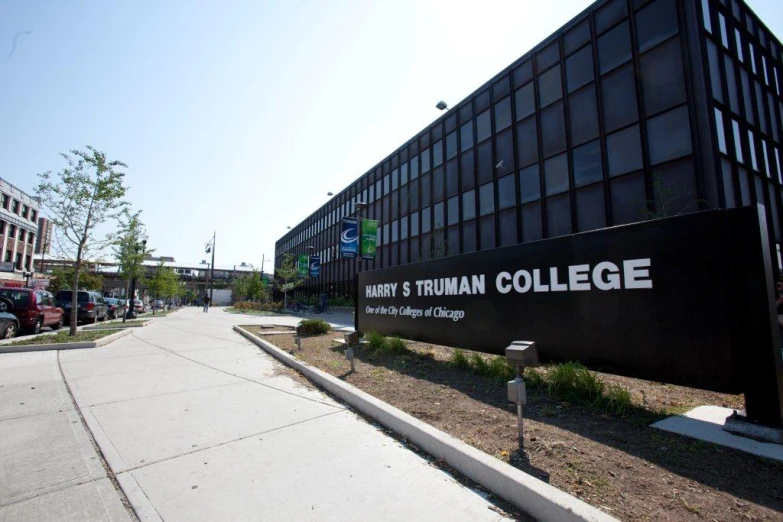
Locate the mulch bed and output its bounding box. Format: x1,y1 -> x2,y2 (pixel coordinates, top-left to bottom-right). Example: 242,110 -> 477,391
245,326 -> 783,521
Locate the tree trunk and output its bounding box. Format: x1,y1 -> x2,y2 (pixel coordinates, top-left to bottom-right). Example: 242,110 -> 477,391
70,258 -> 81,336
122,281 -> 129,323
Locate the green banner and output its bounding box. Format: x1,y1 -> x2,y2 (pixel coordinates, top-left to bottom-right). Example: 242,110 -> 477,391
298,254 -> 309,277
360,219 -> 379,260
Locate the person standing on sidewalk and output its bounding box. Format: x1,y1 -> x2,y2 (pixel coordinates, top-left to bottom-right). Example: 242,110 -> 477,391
203,295 -> 211,313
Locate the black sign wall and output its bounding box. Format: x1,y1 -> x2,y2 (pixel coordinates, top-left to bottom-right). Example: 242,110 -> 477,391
357,206 -> 783,427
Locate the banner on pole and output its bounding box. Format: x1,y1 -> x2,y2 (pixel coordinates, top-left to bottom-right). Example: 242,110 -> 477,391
298,254 -> 309,277
360,219 -> 379,260
340,218 -> 359,258
310,255 -> 321,278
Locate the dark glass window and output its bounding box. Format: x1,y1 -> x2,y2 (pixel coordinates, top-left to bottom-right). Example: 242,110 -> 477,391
496,129 -> 515,174
707,40 -> 723,103
383,175 -> 390,195
721,158 -> 736,207
519,165 -> 541,203
595,0 -> 627,34
401,215 -> 409,240
463,220 -> 477,253
538,65 -> 563,108
400,162 -> 409,185
433,202 -> 445,230
391,219 -> 399,242
463,189 -> 476,220
566,45 -> 594,93
391,168 -> 399,191
410,237 -> 419,262
494,97 -> 512,132
576,184 -> 607,232
446,131 -> 457,160
564,19 -> 590,55
432,122 -> 443,142
499,208 -> 518,246
492,175 -> 514,216
460,122 -> 474,151
725,55 -> 739,114
480,215 -> 496,250
401,185 -> 410,215
601,64 -> 639,132
598,22 -> 632,74
652,158 -> 697,215
477,140 -> 493,184
479,182 -> 495,216
459,103 -> 473,124
647,106 -> 692,165
446,159 -> 459,196
516,117 -> 538,167
522,202 -> 543,242
547,194 -> 572,237
382,195 -> 389,219
433,167 -> 444,202
544,153 -> 569,197
391,190 -> 399,220
421,206 -> 432,234
740,69 -> 754,124
515,83 -> 535,121
640,37 -> 686,115
568,85 -> 599,146
448,196 -> 460,225
410,155 -> 419,179
410,179 -> 420,210
513,60 -> 533,88
411,212 -> 419,236
573,140 -> 603,187
537,42 -> 560,72
540,102 -> 566,158
447,225 -> 460,255
421,148 -> 431,173
476,110 -> 492,143
475,90 -> 490,113
433,140 -> 443,168
607,125 -> 643,176
445,113 -> 457,133
611,172 -> 647,225
461,150 -> 475,190
636,0 -> 679,53
493,75 -> 510,100
421,173 -> 431,206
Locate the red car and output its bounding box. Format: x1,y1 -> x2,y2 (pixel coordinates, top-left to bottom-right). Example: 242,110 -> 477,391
0,287 -> 64,334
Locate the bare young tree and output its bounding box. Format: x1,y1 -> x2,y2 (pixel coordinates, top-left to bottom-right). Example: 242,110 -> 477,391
36,146 -> 129,335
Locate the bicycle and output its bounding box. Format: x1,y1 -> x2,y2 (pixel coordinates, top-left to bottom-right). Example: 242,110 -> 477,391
315,303 -> 332,314
295,302 -> 316,315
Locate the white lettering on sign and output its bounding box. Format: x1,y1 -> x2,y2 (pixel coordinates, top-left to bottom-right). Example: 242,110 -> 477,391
365,283 -> 398,298
494,259 -> 653,294
415,275 -> 485,296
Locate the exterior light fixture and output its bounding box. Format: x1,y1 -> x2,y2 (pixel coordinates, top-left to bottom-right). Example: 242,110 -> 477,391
436,101 -> 448,111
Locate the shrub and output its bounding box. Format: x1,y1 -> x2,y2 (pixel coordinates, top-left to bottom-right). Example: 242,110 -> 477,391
488,356 -> 516,383
604,384 -> 632,416
470,353 -> 491,377
365,331 -> 387,351
546,361 -> 605,405
298,319 -> 331,335
450,349 -> 471,370
383,336 -> 409,355
523,367 -> 545,389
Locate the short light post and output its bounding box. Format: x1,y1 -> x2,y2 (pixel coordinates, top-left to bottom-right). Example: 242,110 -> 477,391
126,237 -> 148,319
506,341 -> 540,451
344,331 -> 359,372
22,270 -> 33,288
294,324 -> 303,350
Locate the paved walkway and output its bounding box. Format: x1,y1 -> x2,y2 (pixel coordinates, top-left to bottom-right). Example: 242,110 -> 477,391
1,307 -> 506,521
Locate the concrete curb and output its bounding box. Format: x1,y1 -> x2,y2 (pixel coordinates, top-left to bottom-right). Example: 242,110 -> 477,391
233,325 -> 617,522
83,320 -> 151,331
0,328 -> 134,354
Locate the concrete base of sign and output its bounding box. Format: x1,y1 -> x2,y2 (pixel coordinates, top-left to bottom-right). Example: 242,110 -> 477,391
235,325 -> 617,522
723,411 -> 783,444
651,406 -> 783,463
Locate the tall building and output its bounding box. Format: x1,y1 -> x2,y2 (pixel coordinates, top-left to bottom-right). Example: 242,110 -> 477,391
0,178 -> 39,276
34,217 -> 53,256
276,0 -> 783,300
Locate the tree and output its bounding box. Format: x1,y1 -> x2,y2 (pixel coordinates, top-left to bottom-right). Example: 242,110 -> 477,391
232,274 -> 249,302
36,147 -> 129,334
274,253 -> 304,308
48,265 -> 103,294
246,270 -> 264,302
147,261 -> 180,314
112,210 -> 152,322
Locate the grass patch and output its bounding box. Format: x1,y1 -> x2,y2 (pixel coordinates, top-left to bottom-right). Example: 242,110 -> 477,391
449,350 -> 518,384
363,332 -> 412,356
547,361 -> 604,404
298,319 -> 331,335
225,307 -> 276,316
4,330 -> 115,346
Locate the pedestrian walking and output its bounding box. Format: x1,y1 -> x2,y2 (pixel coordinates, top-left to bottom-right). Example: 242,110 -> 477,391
203,295 -> 211,313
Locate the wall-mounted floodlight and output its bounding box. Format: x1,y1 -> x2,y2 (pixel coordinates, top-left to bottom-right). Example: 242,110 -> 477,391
327,192 -> 334,196
435,101 -> 448,111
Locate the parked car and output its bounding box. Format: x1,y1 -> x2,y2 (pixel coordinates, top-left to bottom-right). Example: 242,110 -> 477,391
133,299 -> 145,314
0,300 -> 20,339
104,297 -> 123,319
0,287 -> 64,334
152,299 -> 165,310
54,290 -> 109,324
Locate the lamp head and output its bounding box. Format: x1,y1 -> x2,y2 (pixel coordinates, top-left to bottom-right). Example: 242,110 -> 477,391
436,101 -> 448,111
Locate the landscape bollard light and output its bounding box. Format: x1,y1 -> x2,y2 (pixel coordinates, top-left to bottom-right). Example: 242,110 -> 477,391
295,325 -> 303,350
344,331 -> 359,372
505,341 -> 540,451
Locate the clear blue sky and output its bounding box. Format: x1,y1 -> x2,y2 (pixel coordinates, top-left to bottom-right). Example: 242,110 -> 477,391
2,0 -> 782,269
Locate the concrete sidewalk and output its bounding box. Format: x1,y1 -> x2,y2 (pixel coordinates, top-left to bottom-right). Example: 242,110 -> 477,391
1,306 -> 509,521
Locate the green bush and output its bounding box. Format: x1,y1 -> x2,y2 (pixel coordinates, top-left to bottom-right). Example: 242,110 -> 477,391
523,367 -> 545,389
298,319 -> 331,335
488,356 -> 516,383
450,349 -> 471,370
366,331 -> 387,351
382,336 -> 409,355
470,353 -> 491,377
604,384 -> 632,416
546,361 -> 605,404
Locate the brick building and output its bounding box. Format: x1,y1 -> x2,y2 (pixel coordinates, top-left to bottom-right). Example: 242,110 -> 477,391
0,178 -> 39,283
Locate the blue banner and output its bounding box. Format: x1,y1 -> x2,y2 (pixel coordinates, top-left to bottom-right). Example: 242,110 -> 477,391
340,218 -> 359,258
310,255 -> 321,278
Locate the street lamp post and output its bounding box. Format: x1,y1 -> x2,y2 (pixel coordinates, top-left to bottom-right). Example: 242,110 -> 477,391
205,232 -> 216,303
126,237 -> 148,319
